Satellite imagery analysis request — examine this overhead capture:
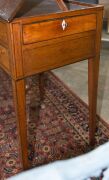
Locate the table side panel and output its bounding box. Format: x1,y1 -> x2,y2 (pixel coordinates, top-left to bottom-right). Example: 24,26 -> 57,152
22,33 -> 96,76
0,21 -> 8,44
0,45 -> 10,71
22,14 -> 96,44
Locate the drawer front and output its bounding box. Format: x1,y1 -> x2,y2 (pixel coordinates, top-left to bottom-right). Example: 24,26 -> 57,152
23,34 -> 95,76
23,14 -> 96,44
0,45 -> 10,70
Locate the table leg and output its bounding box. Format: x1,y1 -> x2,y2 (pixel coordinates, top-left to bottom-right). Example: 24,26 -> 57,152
12,79 -> 29,170
39,73 -> 45,104
88,57 -> 99,146
107,19 -> 109,33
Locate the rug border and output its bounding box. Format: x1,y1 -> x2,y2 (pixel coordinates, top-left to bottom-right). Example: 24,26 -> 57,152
50,71 -> 109,130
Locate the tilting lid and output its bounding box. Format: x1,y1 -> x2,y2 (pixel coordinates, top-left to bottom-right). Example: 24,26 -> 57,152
0,0 -> 96,22
0,0 -> 68,22
0,0 -> 24,22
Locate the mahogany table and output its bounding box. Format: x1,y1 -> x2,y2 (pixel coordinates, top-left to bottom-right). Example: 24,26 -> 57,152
0,0 -> 103,170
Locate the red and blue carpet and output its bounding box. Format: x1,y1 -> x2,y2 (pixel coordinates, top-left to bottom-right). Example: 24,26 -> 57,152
0,69 -> 109,179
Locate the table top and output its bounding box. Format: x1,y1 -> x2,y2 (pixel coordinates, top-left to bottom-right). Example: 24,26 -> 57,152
0,0 -> 98,22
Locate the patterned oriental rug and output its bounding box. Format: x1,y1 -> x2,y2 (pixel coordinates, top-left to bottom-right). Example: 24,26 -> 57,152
0,68 -> 109,180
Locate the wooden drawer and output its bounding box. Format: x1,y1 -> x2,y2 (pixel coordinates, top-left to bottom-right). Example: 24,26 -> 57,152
0,45 -> 10,70
23,14 -> 96,44
23,33 -> 95,76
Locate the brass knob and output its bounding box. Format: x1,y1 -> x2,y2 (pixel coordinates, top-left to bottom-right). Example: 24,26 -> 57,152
61,19 -> 68,30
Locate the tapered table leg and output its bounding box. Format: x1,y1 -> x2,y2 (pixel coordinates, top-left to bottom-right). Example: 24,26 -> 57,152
12,79 -> 29,170
39,73 -> 45,104
107,19 -> 109,33
88,56 -> 99,146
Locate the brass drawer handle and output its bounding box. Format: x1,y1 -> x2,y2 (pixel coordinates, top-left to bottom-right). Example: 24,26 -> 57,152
61,19 -> 68,30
